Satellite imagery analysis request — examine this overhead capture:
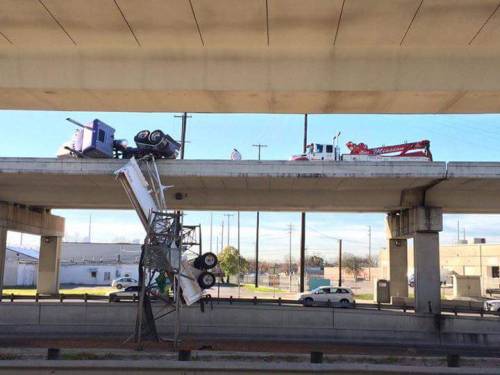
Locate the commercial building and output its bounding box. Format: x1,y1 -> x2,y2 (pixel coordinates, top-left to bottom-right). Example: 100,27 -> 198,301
2,242 -> 140,287
379,240 -> 500,295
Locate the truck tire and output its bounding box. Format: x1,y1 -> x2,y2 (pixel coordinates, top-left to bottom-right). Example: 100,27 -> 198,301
198,272 -> 216,289
149,130 -> 165,145
194,253 -> 218,270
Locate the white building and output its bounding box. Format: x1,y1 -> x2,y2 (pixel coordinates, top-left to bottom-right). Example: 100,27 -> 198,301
2,242 -> 141,287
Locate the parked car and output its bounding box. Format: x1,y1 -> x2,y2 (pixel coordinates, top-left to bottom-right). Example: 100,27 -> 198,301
111,277 -> 137,290
298,286 -> 354,307
109,286 -> 139,302
484,300 -> 500,312
109,285 -> 162,302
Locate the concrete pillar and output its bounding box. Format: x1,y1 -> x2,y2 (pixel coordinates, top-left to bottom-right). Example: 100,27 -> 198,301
0,227 -> 6,296
389,239 -> 408,298
414,232 -> 441,314
37,236 -> 62,295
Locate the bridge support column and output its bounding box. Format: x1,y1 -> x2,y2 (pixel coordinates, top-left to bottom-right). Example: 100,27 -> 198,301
37,236 -> 62,295
414,232 -> 441,314
0,227 -> 6,296
388,239 -> 408,299
387,206 -> 442,314
0,202 -> 65,295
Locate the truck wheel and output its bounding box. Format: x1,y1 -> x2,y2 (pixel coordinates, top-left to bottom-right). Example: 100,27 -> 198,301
134,130 -> 150,144
149,130 -> 165,145
201,253 -> 218,269
198,272 -> 216,289
303,297 -> 313,307
194,253 -> 218,270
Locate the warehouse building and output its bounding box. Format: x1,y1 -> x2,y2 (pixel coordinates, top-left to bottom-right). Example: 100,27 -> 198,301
379,239 -> 500,295
2,242 -> 140,287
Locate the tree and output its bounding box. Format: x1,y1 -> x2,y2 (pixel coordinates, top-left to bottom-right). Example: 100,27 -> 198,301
305,255 -> 325,268
218,246 -> 249,283
342,253 -> 364,279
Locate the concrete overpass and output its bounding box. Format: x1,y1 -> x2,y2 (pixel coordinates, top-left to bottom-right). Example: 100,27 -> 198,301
2,157 -> 500,313
1,158 -> 500,213
1,0 -> 500,114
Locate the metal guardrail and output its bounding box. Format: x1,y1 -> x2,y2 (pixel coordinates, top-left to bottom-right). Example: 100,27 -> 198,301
1,293 -> 499,317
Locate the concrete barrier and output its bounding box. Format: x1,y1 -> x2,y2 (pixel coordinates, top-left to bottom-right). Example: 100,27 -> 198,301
1,303 -> 500,348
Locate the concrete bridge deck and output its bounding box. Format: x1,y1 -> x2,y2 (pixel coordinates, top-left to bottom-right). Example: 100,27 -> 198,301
1,158 -> 500,213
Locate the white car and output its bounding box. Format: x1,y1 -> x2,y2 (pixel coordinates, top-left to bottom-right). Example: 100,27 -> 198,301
111,277 -> 137,290
298,286 -> 355,307
484,300 -> 500,312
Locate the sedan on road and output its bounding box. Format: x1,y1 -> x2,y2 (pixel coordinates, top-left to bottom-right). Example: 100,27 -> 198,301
111,277 -> 137,290
298,286 -> 355,307
484,300 -> 500,312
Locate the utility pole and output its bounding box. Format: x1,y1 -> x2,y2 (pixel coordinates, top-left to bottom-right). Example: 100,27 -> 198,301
252,144 -> 267,288
237,211 -> 241,298
300,114 -> 308,292
174,112 -> 191,159
368,225 -> 372,281
457,220 -> 460,243
224,214 -> 234,246
252,144 -> 268,161
209,213 -> 213,253
255,213 -> 260,288
221,221 -> 224,252
216,236 -> 219,255
288,223 -> 293,291
338,239 -> 343,287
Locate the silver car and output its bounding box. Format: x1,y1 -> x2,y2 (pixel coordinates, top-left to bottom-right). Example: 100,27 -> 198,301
111,277 -> 137,290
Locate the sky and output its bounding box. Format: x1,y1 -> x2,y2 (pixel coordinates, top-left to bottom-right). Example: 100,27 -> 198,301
3,110 -> 500,262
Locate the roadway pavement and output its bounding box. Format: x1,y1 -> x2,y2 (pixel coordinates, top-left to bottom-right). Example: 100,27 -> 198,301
2,158 -> 500,213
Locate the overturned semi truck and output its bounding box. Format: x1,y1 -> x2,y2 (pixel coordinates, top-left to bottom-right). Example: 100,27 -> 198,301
115,157 -> 217,306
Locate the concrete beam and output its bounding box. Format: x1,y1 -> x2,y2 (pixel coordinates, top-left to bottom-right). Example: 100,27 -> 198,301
386,207 -> 443,239
388,239 -> 408,299
0,227 -> 6,296
37,236 -> 61,295
0,158 -> 446,212
1,47 -> 500,113
0,202 -> 64,237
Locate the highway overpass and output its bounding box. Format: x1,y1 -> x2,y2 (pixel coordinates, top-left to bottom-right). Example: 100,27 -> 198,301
0,158 -> 500,213
1,0 -> 500,113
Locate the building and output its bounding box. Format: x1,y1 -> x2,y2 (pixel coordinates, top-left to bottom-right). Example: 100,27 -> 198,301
2,242 -> 141,287
379,240 -> 500,295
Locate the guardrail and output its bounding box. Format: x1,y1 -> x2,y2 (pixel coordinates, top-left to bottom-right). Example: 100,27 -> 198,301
1,293 -> 499,318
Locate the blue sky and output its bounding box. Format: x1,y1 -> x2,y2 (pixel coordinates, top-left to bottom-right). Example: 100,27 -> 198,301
3,110 -> 500,262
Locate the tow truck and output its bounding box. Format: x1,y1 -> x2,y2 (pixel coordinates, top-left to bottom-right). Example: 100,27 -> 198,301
291,134 -> 432,162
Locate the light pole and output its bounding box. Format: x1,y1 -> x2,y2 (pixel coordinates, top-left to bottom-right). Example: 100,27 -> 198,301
252,144 -> 267,288
224,213 -> 234,247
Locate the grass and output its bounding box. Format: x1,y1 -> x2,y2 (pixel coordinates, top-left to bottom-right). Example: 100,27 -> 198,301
354,293 -> 373,301
2,287 -> 116,296
242,284 -> 288,293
